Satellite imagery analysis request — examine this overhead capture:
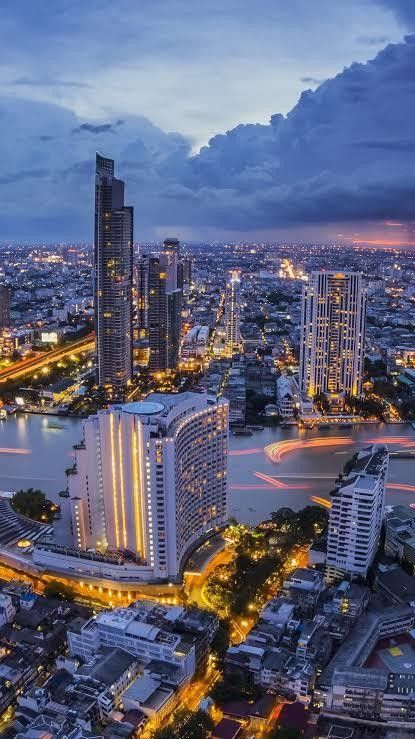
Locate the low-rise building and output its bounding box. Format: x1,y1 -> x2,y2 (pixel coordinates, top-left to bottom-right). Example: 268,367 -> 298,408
67,600 -> 218,686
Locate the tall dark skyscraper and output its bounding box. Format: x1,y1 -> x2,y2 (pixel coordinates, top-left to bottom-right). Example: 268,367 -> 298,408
137,238 -> 182,372
94,154 -> 134,392
0,286 -> 11,329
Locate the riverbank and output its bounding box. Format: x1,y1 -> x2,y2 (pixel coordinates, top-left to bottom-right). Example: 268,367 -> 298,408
0,414 -> 414,522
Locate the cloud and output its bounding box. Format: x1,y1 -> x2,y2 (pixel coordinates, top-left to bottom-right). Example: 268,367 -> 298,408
356,35 -> 390,46
0,0 -> 403,147
300,76 -> 326,86
0,35 -> 415,239
0,168 -> 50,186
72,120 -> 125,135
377,1 -> 415,25
11,77 -> 91,89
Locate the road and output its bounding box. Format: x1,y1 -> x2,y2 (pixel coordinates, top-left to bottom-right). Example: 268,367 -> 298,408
0,334 -> 95,384
184,546 -> 235,609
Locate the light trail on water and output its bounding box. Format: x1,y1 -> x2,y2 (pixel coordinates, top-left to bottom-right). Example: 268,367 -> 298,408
230,432 -> 415,511
387,483 -> 415,493
254,471 -> 311,490
264,436 -> 354,463
310,496 -> 332,509
229,448 -> 262,456
0,448 -> 31,455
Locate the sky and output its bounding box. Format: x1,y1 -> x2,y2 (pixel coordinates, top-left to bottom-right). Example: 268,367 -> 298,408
1,0 -> 415,243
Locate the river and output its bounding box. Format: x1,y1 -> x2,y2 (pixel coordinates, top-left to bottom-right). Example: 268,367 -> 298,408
0,414 -> 414,525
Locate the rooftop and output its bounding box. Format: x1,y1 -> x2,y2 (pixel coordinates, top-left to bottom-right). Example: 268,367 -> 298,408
120,401 -> 165,416
77,647 -> 137,687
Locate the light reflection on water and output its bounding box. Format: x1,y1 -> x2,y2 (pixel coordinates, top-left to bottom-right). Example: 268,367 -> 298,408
0,415 -> 414,525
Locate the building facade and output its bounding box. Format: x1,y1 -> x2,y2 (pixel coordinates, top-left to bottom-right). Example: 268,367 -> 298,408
61,392 -> 229,580
137,239 -> 182,372
0,286 -> 11,329
326,445 -> 389,582
224,270 -> 242,357
94,154 -> 134,392
299,271 -> 367,401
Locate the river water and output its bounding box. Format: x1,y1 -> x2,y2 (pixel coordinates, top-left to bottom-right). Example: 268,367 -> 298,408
0,414 -> 414,525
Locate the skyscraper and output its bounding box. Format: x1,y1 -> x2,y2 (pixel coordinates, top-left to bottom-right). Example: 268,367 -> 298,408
137,238 -> 182,372
224,270 -> 242,357
0,286 -> 11,329
94,154 -> 134,392
299,271 -> 366,401
326,444 -> 388,582
62,393 -> 229,580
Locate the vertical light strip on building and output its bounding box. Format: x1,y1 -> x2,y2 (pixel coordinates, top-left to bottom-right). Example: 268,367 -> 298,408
118,419 -> 127,549
132,420 -> 143,556
109,412 -> 120,549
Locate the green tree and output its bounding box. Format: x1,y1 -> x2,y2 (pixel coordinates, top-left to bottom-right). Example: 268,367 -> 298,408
152,709 -> 213,739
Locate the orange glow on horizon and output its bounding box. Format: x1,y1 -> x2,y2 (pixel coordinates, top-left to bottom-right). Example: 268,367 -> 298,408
353,239 -> 415,247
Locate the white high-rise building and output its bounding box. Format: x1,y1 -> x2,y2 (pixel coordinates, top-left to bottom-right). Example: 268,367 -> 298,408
62,392 -> 229,580
224,270 -> 242,357
299,271 -> 367,401
326,444 -> 389,582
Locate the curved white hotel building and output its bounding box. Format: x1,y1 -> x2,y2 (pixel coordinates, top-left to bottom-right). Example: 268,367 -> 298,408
56,393 -> 229,581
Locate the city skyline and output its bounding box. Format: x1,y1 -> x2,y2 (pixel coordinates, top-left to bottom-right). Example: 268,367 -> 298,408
0,2 -> 414,244
0,4 -> 414,735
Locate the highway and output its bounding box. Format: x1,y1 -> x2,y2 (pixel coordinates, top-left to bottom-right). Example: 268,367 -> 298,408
0,334 -> 95,384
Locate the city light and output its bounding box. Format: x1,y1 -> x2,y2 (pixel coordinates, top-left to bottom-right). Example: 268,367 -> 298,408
264,436 -> 354,463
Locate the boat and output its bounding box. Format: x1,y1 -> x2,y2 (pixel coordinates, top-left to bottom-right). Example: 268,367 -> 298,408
0,409 -> 7,420
232,429 -> 253,437
317,424 -> 330,430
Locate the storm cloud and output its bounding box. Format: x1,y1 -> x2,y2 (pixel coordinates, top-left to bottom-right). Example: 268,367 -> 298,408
0,35 -> 415,239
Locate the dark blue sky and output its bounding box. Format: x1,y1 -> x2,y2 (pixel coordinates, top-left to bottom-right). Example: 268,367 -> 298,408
1,0 -> 414,243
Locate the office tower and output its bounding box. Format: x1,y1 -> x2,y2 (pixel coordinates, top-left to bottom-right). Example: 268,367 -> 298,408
146,255 -> 169,370
224,270 -> 242,357
0,286 -> 11,329
94,153 -> 134,392
137,239 -> 182,372
299,271 -> 366,401
160,239 -> 182,367
326,444 -> 388,582
64,392 -> 229,580
135,255 -> 148,336
181,257 -> 192,287
162,237 -> 180,282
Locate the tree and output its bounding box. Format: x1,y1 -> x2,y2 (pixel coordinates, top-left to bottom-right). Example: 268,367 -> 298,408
44,580 -> 75,601
271,508 -> 295,526
313,392 -> 330,413
210,619 -> 231,664
210,671 -> 261,704
152,709 -> 213,739
12,488 -> 58,524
